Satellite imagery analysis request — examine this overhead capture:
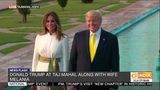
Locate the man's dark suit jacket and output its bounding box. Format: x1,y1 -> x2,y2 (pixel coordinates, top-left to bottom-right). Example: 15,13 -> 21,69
69,29 -> 119,90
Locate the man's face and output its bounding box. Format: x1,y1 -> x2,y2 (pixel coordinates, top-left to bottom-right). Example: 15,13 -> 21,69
86,14 -> 101,33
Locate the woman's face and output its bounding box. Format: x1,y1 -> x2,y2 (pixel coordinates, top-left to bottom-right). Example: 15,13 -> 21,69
45,15 -> 56,33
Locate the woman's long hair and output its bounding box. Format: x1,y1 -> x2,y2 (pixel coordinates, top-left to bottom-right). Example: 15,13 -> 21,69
42,11 -> 64,41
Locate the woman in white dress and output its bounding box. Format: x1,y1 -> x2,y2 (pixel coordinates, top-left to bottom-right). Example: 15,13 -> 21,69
32,11 -> 69,90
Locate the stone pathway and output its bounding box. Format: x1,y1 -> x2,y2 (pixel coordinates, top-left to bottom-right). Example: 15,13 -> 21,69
0,28 -> 16,33
0,0 -> 159,89
0,42 -> 31,51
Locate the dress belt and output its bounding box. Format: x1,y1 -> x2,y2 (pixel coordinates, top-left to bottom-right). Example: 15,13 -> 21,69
39,55 -> 59,71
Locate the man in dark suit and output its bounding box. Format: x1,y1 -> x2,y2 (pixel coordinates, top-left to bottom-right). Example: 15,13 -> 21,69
69,10 -> 119,90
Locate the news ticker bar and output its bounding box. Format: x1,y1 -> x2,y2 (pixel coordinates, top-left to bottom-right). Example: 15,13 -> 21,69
8,68 -> 153,86
8,82 -> 152,86
8,72 -> 129,82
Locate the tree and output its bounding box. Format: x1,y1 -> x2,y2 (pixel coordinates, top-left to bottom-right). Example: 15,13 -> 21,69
57,0 -> 68,10
81,0 -> 94,3
16,0 -> 32,23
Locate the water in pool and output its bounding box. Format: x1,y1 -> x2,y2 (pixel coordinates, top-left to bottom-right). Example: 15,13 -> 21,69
118,11 -> 159,90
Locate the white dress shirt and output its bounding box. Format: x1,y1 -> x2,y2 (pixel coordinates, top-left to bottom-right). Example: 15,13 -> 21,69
90,28 -> 101,49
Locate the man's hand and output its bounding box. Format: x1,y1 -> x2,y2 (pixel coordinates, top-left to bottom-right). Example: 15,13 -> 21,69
31,86 -> 37,90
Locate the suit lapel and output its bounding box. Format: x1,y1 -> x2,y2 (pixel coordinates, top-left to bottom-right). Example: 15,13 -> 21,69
85,30 -> 91,63
87,29 -> 108,63
94,30 -> 107,61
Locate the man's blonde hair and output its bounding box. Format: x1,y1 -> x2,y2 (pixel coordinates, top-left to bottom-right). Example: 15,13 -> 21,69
85,10 -> 102,20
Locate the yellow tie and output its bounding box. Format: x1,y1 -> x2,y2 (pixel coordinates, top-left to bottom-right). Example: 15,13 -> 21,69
90,33 -> 96,62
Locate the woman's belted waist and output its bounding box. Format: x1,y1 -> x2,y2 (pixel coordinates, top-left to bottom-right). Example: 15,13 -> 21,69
39,55 -> 59,71
39,55 -> 54,63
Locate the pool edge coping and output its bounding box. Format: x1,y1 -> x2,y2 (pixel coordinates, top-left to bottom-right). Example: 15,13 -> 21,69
111,6 -> 160,35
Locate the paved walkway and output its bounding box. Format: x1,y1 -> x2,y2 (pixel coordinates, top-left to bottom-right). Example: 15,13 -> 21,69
0,0 -> 15,11
0,0 -> 159,88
